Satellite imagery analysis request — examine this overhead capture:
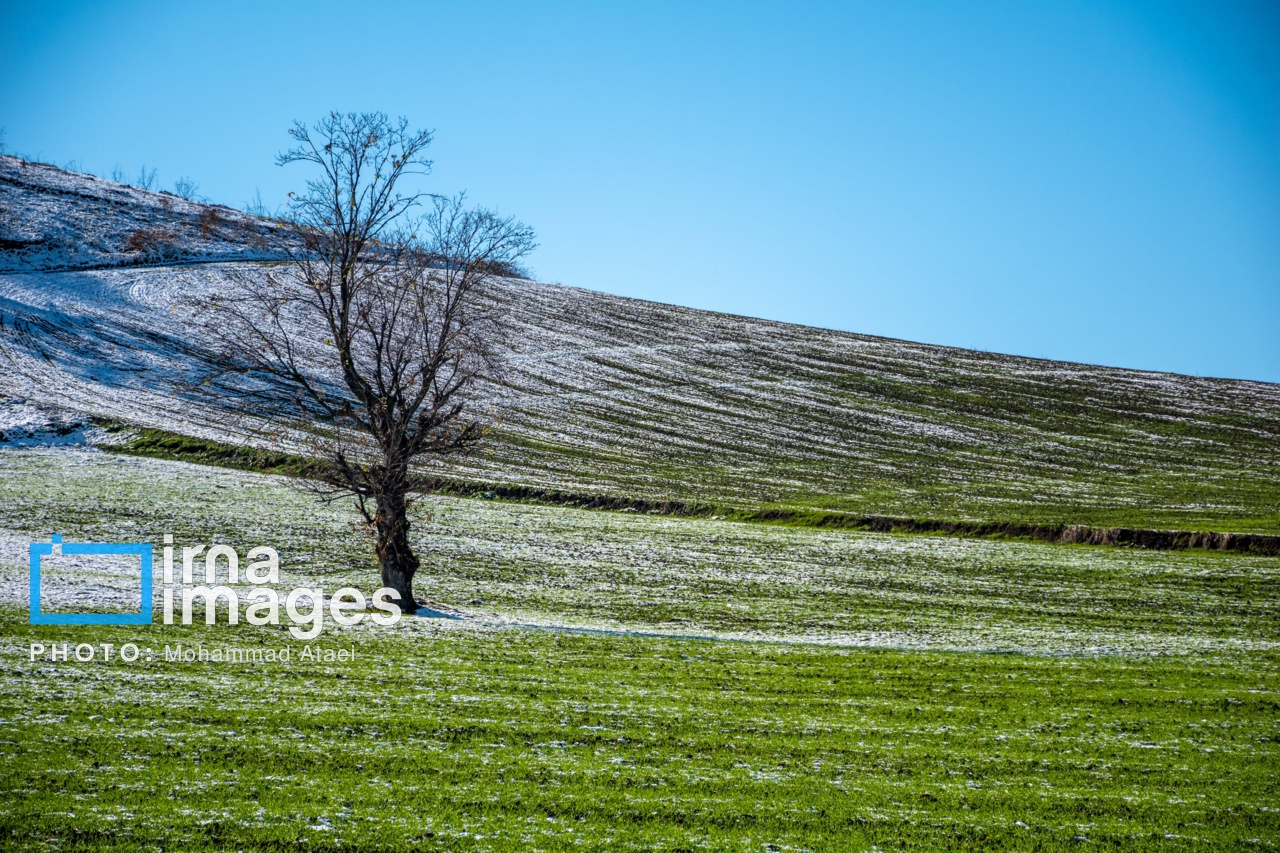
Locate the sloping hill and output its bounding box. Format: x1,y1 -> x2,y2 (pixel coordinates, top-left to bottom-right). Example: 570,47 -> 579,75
0,155 -> 288,271
1,159 -> 1278,533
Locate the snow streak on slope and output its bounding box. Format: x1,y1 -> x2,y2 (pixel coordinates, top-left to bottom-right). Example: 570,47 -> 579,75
2,262 -> 1279,532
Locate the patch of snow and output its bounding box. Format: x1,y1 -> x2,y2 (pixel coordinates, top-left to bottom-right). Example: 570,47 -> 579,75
0,398 -> 106,448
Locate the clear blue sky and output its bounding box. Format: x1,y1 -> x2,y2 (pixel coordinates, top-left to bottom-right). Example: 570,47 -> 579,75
2,1 -> 1277,382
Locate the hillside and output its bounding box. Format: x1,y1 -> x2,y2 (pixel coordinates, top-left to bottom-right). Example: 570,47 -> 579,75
0,155 -> 290,271
2,157 -> 1278,533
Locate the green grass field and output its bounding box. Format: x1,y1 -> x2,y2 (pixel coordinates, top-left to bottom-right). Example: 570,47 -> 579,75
2,449 -> 1279,850
4,616 -> 1279,851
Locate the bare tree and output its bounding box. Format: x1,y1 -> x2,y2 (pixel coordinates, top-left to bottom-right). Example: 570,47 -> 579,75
194,112 -> 535,612
243,188 -> 272,218
173,177 -> 199,199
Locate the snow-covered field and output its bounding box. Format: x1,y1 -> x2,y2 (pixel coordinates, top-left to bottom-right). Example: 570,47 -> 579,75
3,448 -> 1276,655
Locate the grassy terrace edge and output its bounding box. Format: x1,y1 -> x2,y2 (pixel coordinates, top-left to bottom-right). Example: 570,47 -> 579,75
107,425 -> 1280,557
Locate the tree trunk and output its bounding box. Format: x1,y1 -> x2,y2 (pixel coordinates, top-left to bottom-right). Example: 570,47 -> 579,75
375,489 -> 420,614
